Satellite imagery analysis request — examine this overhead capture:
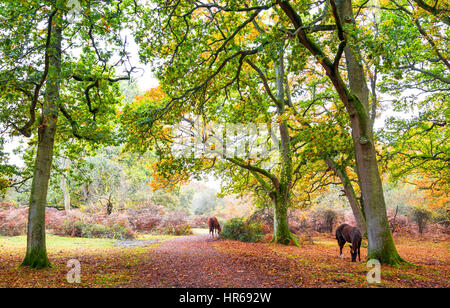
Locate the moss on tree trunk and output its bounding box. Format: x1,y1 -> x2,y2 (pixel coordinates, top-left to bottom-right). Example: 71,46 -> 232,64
21,122 -> 56,269
271,193 -> 298,246
21,245 -> 51,269
366,229 -> 407,265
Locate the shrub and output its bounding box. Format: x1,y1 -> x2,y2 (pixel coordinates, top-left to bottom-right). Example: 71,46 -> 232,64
409,205 -> 433,234
220,217 -> 264,242
388,210 -> 410,234
0,202 -> 14,210
288,209 -> 309,234
309,205 -> 344,233
128,210 -> 162,231
163,222 -> 193,235
45,207 -> 68,234
432,208 -> 450,228
247,208 -> 273,234
63,220 -> 134,240
155,210 -> 193,235
0,207 -> 27,236
0,222 -> 24,236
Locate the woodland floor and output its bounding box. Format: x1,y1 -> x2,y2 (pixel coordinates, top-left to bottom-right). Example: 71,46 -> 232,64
0,231 -> 448,288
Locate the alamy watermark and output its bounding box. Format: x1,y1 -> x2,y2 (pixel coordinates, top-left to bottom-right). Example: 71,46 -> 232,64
170,116 -> 282,167
366,259 -> 381,284
66,0 -> 82,23
66,259 -> 81,284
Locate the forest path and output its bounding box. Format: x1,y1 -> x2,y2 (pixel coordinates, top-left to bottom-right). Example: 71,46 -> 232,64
125,234 -> 296,287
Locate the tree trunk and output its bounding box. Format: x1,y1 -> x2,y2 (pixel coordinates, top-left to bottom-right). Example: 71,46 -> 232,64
271,50 -> 298,245
61,159 -> 71,212
61,176 -> 70,212
325,158 -> 367,235
21,16 -> 62,269
334,0 -> 405,265
353,140 -> 404,264
391,205 -> 398,233
271,191 -> 296,245
106,192 -> 113,215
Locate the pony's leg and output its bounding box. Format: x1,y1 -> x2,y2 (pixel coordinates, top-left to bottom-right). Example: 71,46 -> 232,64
337,238 -> 344,258
336,236 -> 344,258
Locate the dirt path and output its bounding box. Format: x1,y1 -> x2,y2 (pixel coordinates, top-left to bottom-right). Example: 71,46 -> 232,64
115,234 -> 449,288
125,234 -> 296,288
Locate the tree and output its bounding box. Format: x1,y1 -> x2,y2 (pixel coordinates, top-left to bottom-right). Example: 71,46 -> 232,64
409,204 -> 433,235
122,53 -> 305,244
59,157 -> 71,211
126,38 -> 365,244
410,0 -> 450,26
275,0 -> 406,264
0,0 -> 137,268
373,1 -> 448,220
134,0 -> 400,261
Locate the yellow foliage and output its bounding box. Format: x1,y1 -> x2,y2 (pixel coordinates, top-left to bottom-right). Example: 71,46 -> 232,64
409,175 -> 449,210
135,86 -> 165,106
149,160 -> 189,192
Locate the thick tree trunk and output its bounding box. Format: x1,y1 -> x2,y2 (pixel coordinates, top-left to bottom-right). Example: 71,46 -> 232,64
21,17 -> 62,269
335,0 -> 404,264
353,139 -> 404,264
271,191 -> 296,245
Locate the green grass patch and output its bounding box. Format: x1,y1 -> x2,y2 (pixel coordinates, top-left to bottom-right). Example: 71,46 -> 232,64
192,228 -> 209,235
0,233 -> 179,252
135,233 -> 178,241
0,234 -> 117,250
91,272 -> 131,288
312,238 -> 337,246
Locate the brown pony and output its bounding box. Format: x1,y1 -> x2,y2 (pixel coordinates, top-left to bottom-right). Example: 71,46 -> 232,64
335,223 -> 362,262
208,217 -> 221,238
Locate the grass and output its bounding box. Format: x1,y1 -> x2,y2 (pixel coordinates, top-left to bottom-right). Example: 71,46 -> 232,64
135,233 -> 178,241
0,234 -> 117,250
192,228 -> 209,235
0,233 -> 180,251
0,232 -> 179,288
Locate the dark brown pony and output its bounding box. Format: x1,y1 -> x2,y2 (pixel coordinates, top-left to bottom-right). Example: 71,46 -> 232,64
208,217 -> 221,238
335,224 -> 362,262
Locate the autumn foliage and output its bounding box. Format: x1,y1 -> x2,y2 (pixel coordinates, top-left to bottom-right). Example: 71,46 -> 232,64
0,205 -> 195,238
